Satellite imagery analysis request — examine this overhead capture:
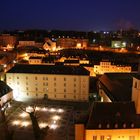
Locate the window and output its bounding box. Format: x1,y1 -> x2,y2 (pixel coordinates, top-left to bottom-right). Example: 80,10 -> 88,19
54,83 -> 56,86
26,82 -> 28,85
74,84 -> 76,87
129,136 -> 135,140
64,77 -> 66,81
100,136 -> 104,140
54,88 -> 56,92
46,77 -> 48,80
106,136 -> 111,140
64,95 -> 66,98
35,77 -> 37,80
64,83 -> 66,87
64,89 -> 66,92
36,88 -> 38,91
74,90 -> 76,93
93,136 -> 97,140
74,95 -> 76,99
74,78 -> 76,82
36,93 -> 38,97
43,82 -> 45,86
26,87 -> 28,90
26,76 -> 28,80
54,77 -> 56,81
26,93 -> 29,96
43,77 -> 45,80
17,76 -> 19,79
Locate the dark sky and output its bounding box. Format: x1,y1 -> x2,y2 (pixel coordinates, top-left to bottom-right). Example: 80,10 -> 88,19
1,0 -> 140,31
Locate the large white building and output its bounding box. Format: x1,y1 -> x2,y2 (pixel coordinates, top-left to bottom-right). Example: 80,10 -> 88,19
6,64 -> 90,101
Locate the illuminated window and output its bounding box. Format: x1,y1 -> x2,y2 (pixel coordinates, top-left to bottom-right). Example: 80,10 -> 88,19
64,95 -> 66,98
54,83 -> 56,86
93,136 -> 97,140
64,83 -> 66,87
106,136 -> 111,140
100,136 -> 104,140
98,123 -> 102,128
129,136 -> 135,140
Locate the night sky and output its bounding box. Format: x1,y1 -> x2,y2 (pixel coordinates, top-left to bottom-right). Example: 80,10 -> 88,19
1,0 -> 140,31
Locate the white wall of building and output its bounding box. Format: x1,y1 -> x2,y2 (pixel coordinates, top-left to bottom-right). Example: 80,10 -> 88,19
6,73 -> 89,102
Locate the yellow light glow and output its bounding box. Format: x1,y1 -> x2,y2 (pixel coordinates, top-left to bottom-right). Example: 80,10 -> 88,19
12,120 -> 20,126
41,107 -> 48,111
57,108 -> 64,113
20,112 -> 28,118
49,108 -> 56,112
39,122 -> 48,128
35,106 -> 41,111
50,124 -> 58,130
52,115 -> 60,121
26,106 -> 34,112
21,121 -> 30,127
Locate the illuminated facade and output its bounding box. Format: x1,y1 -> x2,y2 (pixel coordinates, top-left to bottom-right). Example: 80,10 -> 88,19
75,102 -> 140,140
57,38 -> 88,49
6,64 -> 89,101
29,57 -> 42,64
94,61 -> 131,75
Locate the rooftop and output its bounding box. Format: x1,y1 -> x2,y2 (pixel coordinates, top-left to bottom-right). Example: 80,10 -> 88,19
0,81 -> 12,98
86,102 -> 140,129
7,64 -> 90,75
98,73 -> 138,101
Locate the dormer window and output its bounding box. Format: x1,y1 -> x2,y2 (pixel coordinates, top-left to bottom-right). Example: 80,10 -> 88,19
114,123 -> 118,128
131,123 -> 134,128
123,123 -> 126,128
98,123 -> 102,128
107,123 -> 110,128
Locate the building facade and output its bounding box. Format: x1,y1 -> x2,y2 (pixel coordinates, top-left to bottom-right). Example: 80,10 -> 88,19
6,64 -> 89,101
94,61 -> 131,75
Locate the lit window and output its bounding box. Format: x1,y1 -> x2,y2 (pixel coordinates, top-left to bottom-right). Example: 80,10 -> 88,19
93,136 -> 97,140
100,136 -> 104,140
129,136 -> 135,140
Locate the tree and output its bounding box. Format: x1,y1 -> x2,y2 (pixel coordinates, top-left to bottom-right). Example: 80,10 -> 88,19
0,104 -> 14,140
20,105 -> 49,140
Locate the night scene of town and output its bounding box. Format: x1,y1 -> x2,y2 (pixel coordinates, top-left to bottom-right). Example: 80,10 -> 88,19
0,0 -> 140,140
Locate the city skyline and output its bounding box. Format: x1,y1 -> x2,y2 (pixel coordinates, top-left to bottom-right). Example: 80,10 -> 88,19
1,0 -> 140,31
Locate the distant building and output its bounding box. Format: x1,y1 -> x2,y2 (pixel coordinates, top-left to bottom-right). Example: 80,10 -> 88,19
18,41 -> 36,47
75,101 -> 140,140
29,56 -> 42,64
0,80 -> 13,107
94,61 -> 131,75
6,64 -> 90,101
57,38 -> 88,49
0,34 -> 16,50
